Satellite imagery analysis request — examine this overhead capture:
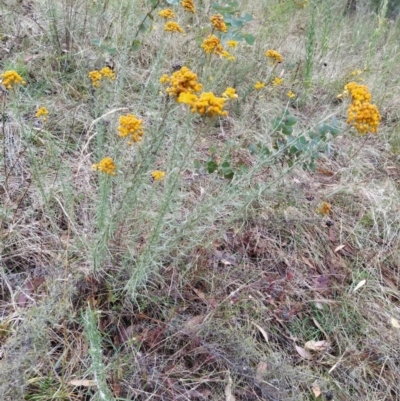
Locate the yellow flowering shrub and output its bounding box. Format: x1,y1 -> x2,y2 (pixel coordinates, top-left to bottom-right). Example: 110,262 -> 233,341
117,114 -> 144,143
181,0 -> 195,13
35,107 -> 49,121
227,40 -> 238,48
201,35 -> 224,55
164,21 -> 184,34
152,170 -> 166,181
91,157 -> 117,175
158,9 -> 175,19
265,49 -> 283,63
210,14 -> 228,33
163,66 -> 202,98
1,70 -> 26,90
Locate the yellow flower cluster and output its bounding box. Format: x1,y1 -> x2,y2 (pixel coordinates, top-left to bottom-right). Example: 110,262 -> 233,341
272,76 -> 283,86
162,66 -> 203,98
227,40 -> 238,48
347,102 -> 381,134
317,201 -> 331,215
164,21 -> 184,34
88,67 -> 115,88
35,107 -> 49,121
1,70 -> 26,90
222,87 -> 238,99
181,0 -> 195,13
117,114 -> 144,143
210,14 -> 227,33
161,67 -> 236,118
201,35 -> 224,55
221,50 -> 235,61
254,81 -> 265,90
344,82 -> 380,134
91,157 -> 117,175
179,92 -> 228,117
287,90 -> 296,98
152,170 -> 166,181
344,82 -> 371,105
265,49 -> 283,63
158,9 -> 175,19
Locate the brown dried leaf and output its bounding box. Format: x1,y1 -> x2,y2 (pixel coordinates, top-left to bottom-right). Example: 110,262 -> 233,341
312,384 -> 322,398
304,340 -> 330,351
295,345 -> 312,360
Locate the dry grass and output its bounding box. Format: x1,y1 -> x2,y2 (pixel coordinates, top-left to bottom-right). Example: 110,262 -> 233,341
1,0 -> 400,400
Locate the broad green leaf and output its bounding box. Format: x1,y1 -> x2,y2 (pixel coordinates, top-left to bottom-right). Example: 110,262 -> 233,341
207,160 -> 218,174
243,33 -> 255,45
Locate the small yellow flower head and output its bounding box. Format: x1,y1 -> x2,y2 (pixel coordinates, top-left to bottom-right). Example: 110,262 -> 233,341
210,14 -> 228,33
117,114 -> 144,143
227,40 -> 238,48
287,90 -> 296,98
164,21 -> 184,34
158,9 -> 175,19
188,92 -> 228,117
294,0 -> 308,7
222,87 -> 238,99
221,51 -> 235,61
201,35 -> 224,55
165,66 -> 203,98
91,157 -> 117,175
152,170 -> 166,181
347,102 -> 381,134
1,70 -> 26,90
317,201 -> 331,215
265,49 -> 283,63
99,66 -> 115,80
35,107 -> 49,121
180,0 -> 195,13
272,77 -> 283,86
254,81 -> 265,90
159,74 -> 170,84
88,70 -> 102,88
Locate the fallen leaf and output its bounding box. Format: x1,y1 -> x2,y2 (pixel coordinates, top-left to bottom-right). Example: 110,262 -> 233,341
312,384 -> 322,397
334,244 -> 345,252
353,279 -> 366,293
304,340 -> 330,351
252,322 -> 269,343
313,275 -> 330,293
183,315 -> 206,334
295,345 -> 312,360
255,361 -> 269,383
391,317 -> 400,329
69,379 -> 96,387
225,372 -> 236,401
